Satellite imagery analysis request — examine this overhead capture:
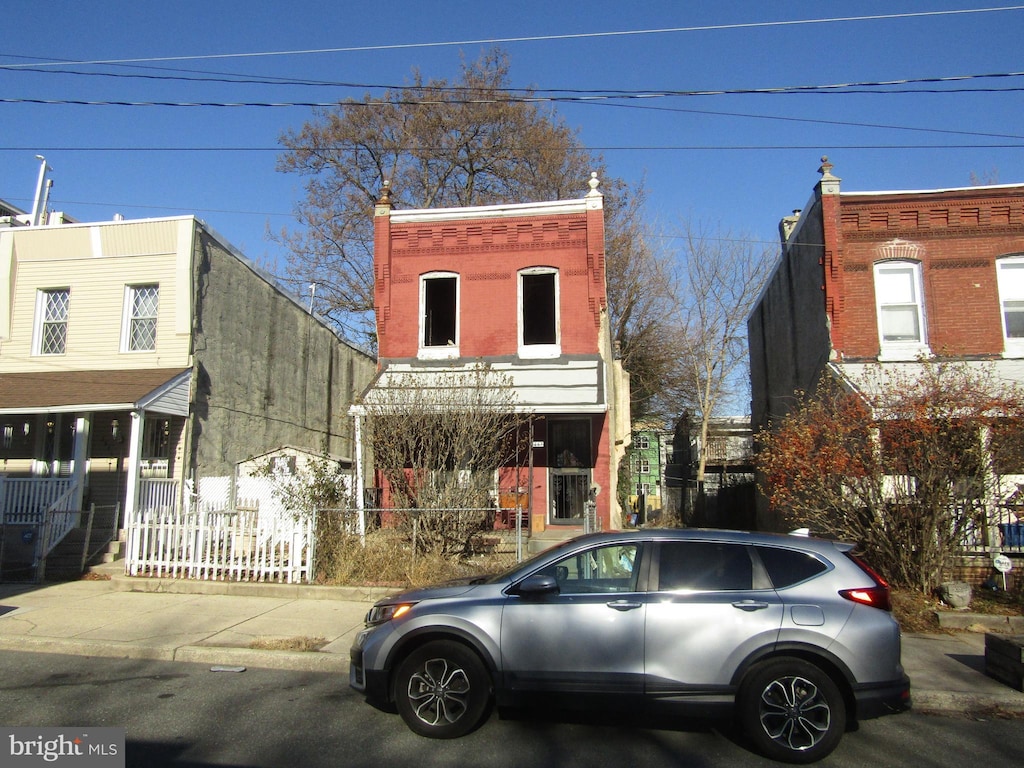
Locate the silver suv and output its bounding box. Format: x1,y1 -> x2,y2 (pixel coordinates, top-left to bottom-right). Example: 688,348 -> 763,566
350,529 -> 910,763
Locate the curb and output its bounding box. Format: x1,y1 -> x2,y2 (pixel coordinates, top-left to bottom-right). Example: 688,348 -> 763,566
934,611 -> 1024,633
0,635 -> 350,673
912,689 -> 1024,716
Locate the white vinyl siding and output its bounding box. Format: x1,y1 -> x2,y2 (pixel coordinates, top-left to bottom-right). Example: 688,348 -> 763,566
8,254 -> 187,372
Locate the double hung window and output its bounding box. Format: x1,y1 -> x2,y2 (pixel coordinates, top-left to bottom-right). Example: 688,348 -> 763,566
123,284 -> 159,352
997,256 -> 1024,356
35,288 -> 70,355
874,261 -> 928,360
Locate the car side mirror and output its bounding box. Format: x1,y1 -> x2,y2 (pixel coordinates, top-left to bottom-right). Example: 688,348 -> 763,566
515,574 -> 559,597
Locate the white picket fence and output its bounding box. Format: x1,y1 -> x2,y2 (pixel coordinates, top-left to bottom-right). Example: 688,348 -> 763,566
124,504 -> 315,583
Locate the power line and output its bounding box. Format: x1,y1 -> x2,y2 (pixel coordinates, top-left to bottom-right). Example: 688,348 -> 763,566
3,144 -> 1024,154
3,6 -> 1022,69
3,71 -> 1024,105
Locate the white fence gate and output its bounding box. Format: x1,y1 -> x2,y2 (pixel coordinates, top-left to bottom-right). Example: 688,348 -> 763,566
124,505 -> 314,583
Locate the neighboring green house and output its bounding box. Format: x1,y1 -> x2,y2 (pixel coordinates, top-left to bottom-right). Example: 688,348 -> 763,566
625,426 -> 669,524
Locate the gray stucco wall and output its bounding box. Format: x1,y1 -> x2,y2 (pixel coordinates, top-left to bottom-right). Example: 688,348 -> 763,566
188,229 -> 375,478
748,197 -> 832,434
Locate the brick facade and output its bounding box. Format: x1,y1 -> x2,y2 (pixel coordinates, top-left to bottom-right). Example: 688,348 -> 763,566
750,161 -> 1024,434
360,178 -> 629,535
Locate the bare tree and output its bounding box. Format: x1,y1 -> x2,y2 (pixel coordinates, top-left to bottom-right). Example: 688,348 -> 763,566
276,49 -> 684,424
669,222 -> 775,483
360,364 -> 533,555
603,182 -> 682,422
276,49 -> 603,344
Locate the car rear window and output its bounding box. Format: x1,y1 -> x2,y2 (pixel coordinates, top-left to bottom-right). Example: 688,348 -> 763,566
657,542 -> 753,591
755,546 -> 828,589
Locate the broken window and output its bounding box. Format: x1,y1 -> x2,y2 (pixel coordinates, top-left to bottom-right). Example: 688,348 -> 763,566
421,274 -> 458,350
520,269 -> 558,355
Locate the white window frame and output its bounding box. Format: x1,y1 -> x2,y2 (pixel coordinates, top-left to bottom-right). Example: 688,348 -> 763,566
874,261 -> 929,361
518,267 -> 560,359
419,272 -> 460,360
121,284 -> 159,353
996,255 -> 1024,357
32,287 -> 70,356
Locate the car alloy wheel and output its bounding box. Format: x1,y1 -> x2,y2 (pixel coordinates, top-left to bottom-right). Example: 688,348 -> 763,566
394,640 -> 492,739
740,658 -> 846,764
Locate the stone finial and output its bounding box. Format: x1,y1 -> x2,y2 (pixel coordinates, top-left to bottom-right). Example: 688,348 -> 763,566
816,156 -> 841,196
586,172 -> 601,197
374,180 -> 393,216
818,156 -> 837,180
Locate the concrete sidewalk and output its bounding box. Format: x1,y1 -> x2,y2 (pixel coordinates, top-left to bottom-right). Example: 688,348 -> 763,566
1,567 -> 1023,717
0,567 -> 392,673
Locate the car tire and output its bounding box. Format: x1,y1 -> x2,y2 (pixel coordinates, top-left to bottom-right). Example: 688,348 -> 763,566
393,640 -> 492,739
738,658 -> 846,764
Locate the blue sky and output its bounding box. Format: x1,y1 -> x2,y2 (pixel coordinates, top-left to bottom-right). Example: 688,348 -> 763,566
3,1 -> 1023,277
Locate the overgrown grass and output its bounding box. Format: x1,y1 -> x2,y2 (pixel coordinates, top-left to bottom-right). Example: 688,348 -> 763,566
314,525 -> 512,588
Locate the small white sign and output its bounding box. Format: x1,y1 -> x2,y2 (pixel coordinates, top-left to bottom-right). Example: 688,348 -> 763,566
993,554 -> 1013,574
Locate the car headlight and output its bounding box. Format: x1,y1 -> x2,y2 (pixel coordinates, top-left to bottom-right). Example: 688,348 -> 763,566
365,602 -> 416,626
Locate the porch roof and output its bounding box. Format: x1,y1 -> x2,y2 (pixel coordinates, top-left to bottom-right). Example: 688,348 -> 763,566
353,358 -> 608,415
831,359 -> 1024,398
0,368 -> 191,415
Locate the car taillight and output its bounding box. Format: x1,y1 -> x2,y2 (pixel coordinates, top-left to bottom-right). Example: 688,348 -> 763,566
840,555 -> 893,611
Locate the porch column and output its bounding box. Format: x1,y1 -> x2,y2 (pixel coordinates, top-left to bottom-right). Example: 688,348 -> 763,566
71,414 -> 91,510
123,411 -> 144,518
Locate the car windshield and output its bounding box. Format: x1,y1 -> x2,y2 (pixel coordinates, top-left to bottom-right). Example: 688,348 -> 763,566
477,537 -> 581,585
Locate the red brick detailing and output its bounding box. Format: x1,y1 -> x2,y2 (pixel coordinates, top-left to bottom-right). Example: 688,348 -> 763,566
822,186 -> 1024,360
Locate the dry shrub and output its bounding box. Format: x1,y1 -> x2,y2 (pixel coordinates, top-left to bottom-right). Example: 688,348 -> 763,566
315,514 -> 514,588
249,636 -> 327,652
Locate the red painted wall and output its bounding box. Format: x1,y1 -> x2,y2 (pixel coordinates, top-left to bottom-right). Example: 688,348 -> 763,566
374,208 -> 606,360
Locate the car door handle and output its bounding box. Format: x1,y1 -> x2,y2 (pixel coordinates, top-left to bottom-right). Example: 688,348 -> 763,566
732,600 -> 770,612
606,600 -> 642,611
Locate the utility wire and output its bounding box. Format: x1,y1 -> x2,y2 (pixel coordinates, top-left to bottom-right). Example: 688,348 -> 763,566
2,5 -> 1022,69
3,70 -> 1024,101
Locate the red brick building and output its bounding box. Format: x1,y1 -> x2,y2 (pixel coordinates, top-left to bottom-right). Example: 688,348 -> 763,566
750,159 -> 1024,432
353,175 -> 630,542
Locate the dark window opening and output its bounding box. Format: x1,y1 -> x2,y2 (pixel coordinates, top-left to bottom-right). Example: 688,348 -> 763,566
522,272 -> 556,345
423,277 -> 457,347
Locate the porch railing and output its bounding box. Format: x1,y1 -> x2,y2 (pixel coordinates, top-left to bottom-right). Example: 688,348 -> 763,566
0,477 -> 74,524
139,478 -> 180,514
35,484 -> 80,565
